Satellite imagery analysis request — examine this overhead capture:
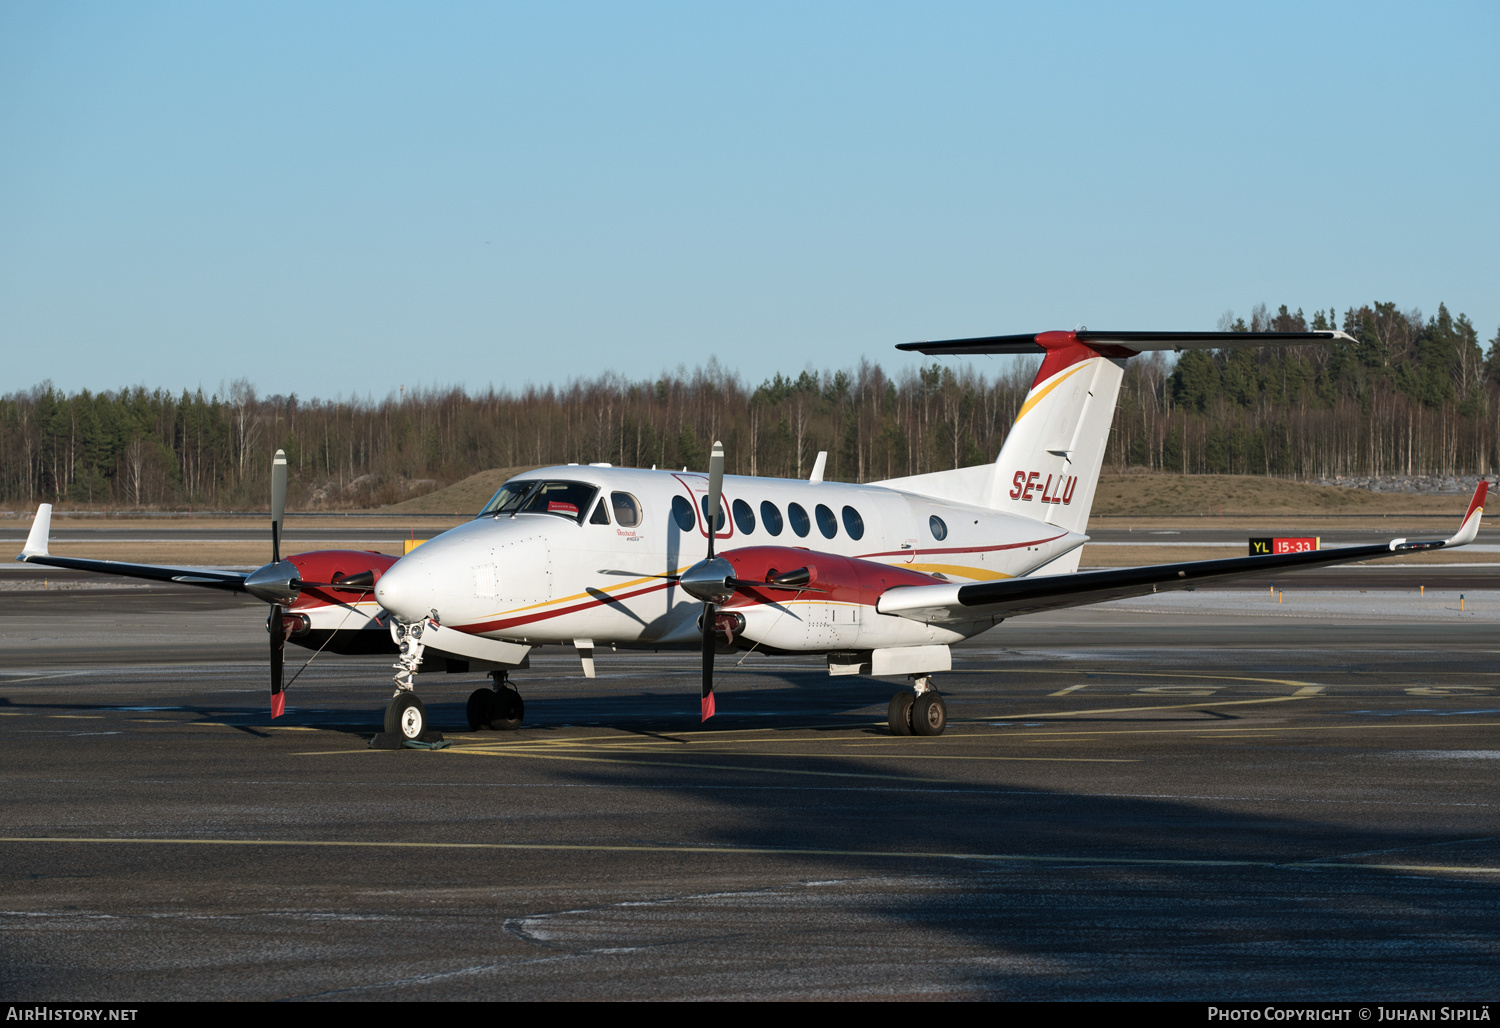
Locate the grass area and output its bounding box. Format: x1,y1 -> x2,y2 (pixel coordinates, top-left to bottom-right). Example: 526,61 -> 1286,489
1091,473 -> 1478,516
379,465 -> 540,514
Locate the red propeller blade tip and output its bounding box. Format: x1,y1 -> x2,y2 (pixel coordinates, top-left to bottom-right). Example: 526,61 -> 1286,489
701,693 -> 715,722
270,693 -> 285,719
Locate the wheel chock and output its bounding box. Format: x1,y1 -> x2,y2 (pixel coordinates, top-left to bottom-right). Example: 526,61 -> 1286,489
368,730 -> 446,750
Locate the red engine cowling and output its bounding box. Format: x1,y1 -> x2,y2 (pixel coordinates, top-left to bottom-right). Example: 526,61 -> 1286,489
285,549 -> 400,611
716,546 -> 941,609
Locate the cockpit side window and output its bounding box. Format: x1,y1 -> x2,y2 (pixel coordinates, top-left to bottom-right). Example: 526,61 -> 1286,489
480,479 -> 540,516
589,499 -> 611,525
611,492 -> 642,528
511,480 -> 600,523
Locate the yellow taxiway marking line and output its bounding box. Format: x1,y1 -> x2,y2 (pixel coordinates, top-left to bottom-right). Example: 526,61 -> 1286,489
451,744 -> 1130,763
962,669 -> 1320,685
48,715 -> 103,719
1049,684 -> 1090,696
955,720 -> 1500,741
443,748 -> 948,781
1,835 -> 1495,878
987,694 -> 1316,719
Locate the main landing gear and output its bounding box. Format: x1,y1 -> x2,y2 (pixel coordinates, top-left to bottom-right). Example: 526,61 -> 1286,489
467,670 -> 525,731
888,675 -> 947,737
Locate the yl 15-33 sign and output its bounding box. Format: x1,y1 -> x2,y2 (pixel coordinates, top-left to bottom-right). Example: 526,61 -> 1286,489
1249,537 -> 1320,555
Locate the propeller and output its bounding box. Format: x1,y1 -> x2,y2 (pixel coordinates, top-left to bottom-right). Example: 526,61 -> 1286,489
269,449 -> 288,718
604,441 -> 826,722
700,440 -> 724,721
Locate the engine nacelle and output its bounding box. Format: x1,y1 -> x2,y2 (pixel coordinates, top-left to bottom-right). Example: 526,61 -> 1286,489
715,546 -> 971,652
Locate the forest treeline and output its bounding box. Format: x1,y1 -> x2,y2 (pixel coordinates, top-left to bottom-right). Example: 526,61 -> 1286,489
2,300 -> 1497,510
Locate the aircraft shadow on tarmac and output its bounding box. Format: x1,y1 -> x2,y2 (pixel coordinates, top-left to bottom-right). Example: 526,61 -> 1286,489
4,666 -> 1500,1000
492,744 -> 1500,999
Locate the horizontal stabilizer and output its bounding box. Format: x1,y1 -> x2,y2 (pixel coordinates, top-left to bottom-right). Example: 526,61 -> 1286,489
899,329 -> 1354,357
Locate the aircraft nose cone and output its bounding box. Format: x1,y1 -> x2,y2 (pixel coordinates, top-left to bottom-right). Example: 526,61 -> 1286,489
374,559 -> 431,620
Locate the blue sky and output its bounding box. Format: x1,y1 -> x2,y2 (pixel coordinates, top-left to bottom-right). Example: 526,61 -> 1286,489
1,1 -> 1495,399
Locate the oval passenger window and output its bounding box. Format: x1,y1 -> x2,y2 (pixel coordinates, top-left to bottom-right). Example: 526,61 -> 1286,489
842,505 -> 864,540
671,495 -> 696,532
929,515 -> 948,541
732,498 -> 756,534
760,501 -> 784,536
700,495 -> 727,531
787,502 -> 810,538
815,504 -> 838,539
611,492 -> 642,528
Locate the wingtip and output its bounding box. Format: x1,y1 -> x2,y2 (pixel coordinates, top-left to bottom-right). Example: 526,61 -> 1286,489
1445,481 -> 1488,548
20,503 -> 52,559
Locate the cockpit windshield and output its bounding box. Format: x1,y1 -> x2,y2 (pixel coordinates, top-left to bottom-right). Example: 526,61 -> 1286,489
479,479 -> 599,523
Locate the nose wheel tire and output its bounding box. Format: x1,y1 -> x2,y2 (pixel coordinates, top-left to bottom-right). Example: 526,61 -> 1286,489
386,693 -> 428,740
912,691 -> 947,736
887,692 -> 914,736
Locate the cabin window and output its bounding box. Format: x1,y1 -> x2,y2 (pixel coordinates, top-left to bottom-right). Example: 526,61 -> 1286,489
929,515 -> 948,541
589,499 -> 610,525
788,502 -> 811,538
815,503 -> 838,539
760,501 -> 784,536
610,491 -> 642,528
700,495 -> 727,532
842,505 -> 865,540
732,498 -> 756,534
671,495 -> 696,532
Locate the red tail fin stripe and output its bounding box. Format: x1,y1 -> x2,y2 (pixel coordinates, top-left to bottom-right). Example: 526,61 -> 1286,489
1465,481 -> 1488,521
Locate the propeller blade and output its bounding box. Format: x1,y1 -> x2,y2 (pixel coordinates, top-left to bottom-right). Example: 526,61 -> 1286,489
706,440 -> 724,561
700,601 -> 716,721
271,449 -> 287,564
597,569 -> 682,580
269,602 -> 286,718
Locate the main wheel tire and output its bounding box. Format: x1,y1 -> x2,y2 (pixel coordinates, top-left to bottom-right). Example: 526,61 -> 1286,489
887,692 -> 914,736
912,691 -> 947,736
386,693 -> 427,740
466,688 -> 496,731
489,687 -> 524,731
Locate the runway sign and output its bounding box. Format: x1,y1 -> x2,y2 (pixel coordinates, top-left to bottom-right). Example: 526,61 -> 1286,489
1249,536 -> 1320,555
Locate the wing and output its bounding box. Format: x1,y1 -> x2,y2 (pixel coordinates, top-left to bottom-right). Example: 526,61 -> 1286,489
877,482 -> 1487,624
14,504 -> 248,592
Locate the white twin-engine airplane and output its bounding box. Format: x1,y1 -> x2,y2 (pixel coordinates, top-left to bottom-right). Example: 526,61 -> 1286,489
17,330 -> 1489,744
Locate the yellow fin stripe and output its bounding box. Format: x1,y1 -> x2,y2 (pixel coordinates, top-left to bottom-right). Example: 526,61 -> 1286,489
1014,361 -> 1090,423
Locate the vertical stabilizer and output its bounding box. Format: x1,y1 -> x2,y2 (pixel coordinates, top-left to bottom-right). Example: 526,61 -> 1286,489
986,333 -> 1125,536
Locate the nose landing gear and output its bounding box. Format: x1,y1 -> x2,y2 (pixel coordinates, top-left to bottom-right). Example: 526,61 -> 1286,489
370,614 -> 446,748
887,675 -> 946,736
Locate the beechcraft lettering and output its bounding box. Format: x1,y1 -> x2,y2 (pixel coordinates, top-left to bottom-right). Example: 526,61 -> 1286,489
1009,471 -> 1077,504
18,327 -> 1488,743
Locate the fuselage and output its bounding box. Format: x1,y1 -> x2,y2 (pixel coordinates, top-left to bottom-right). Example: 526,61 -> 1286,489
373,464 -> 1086,654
